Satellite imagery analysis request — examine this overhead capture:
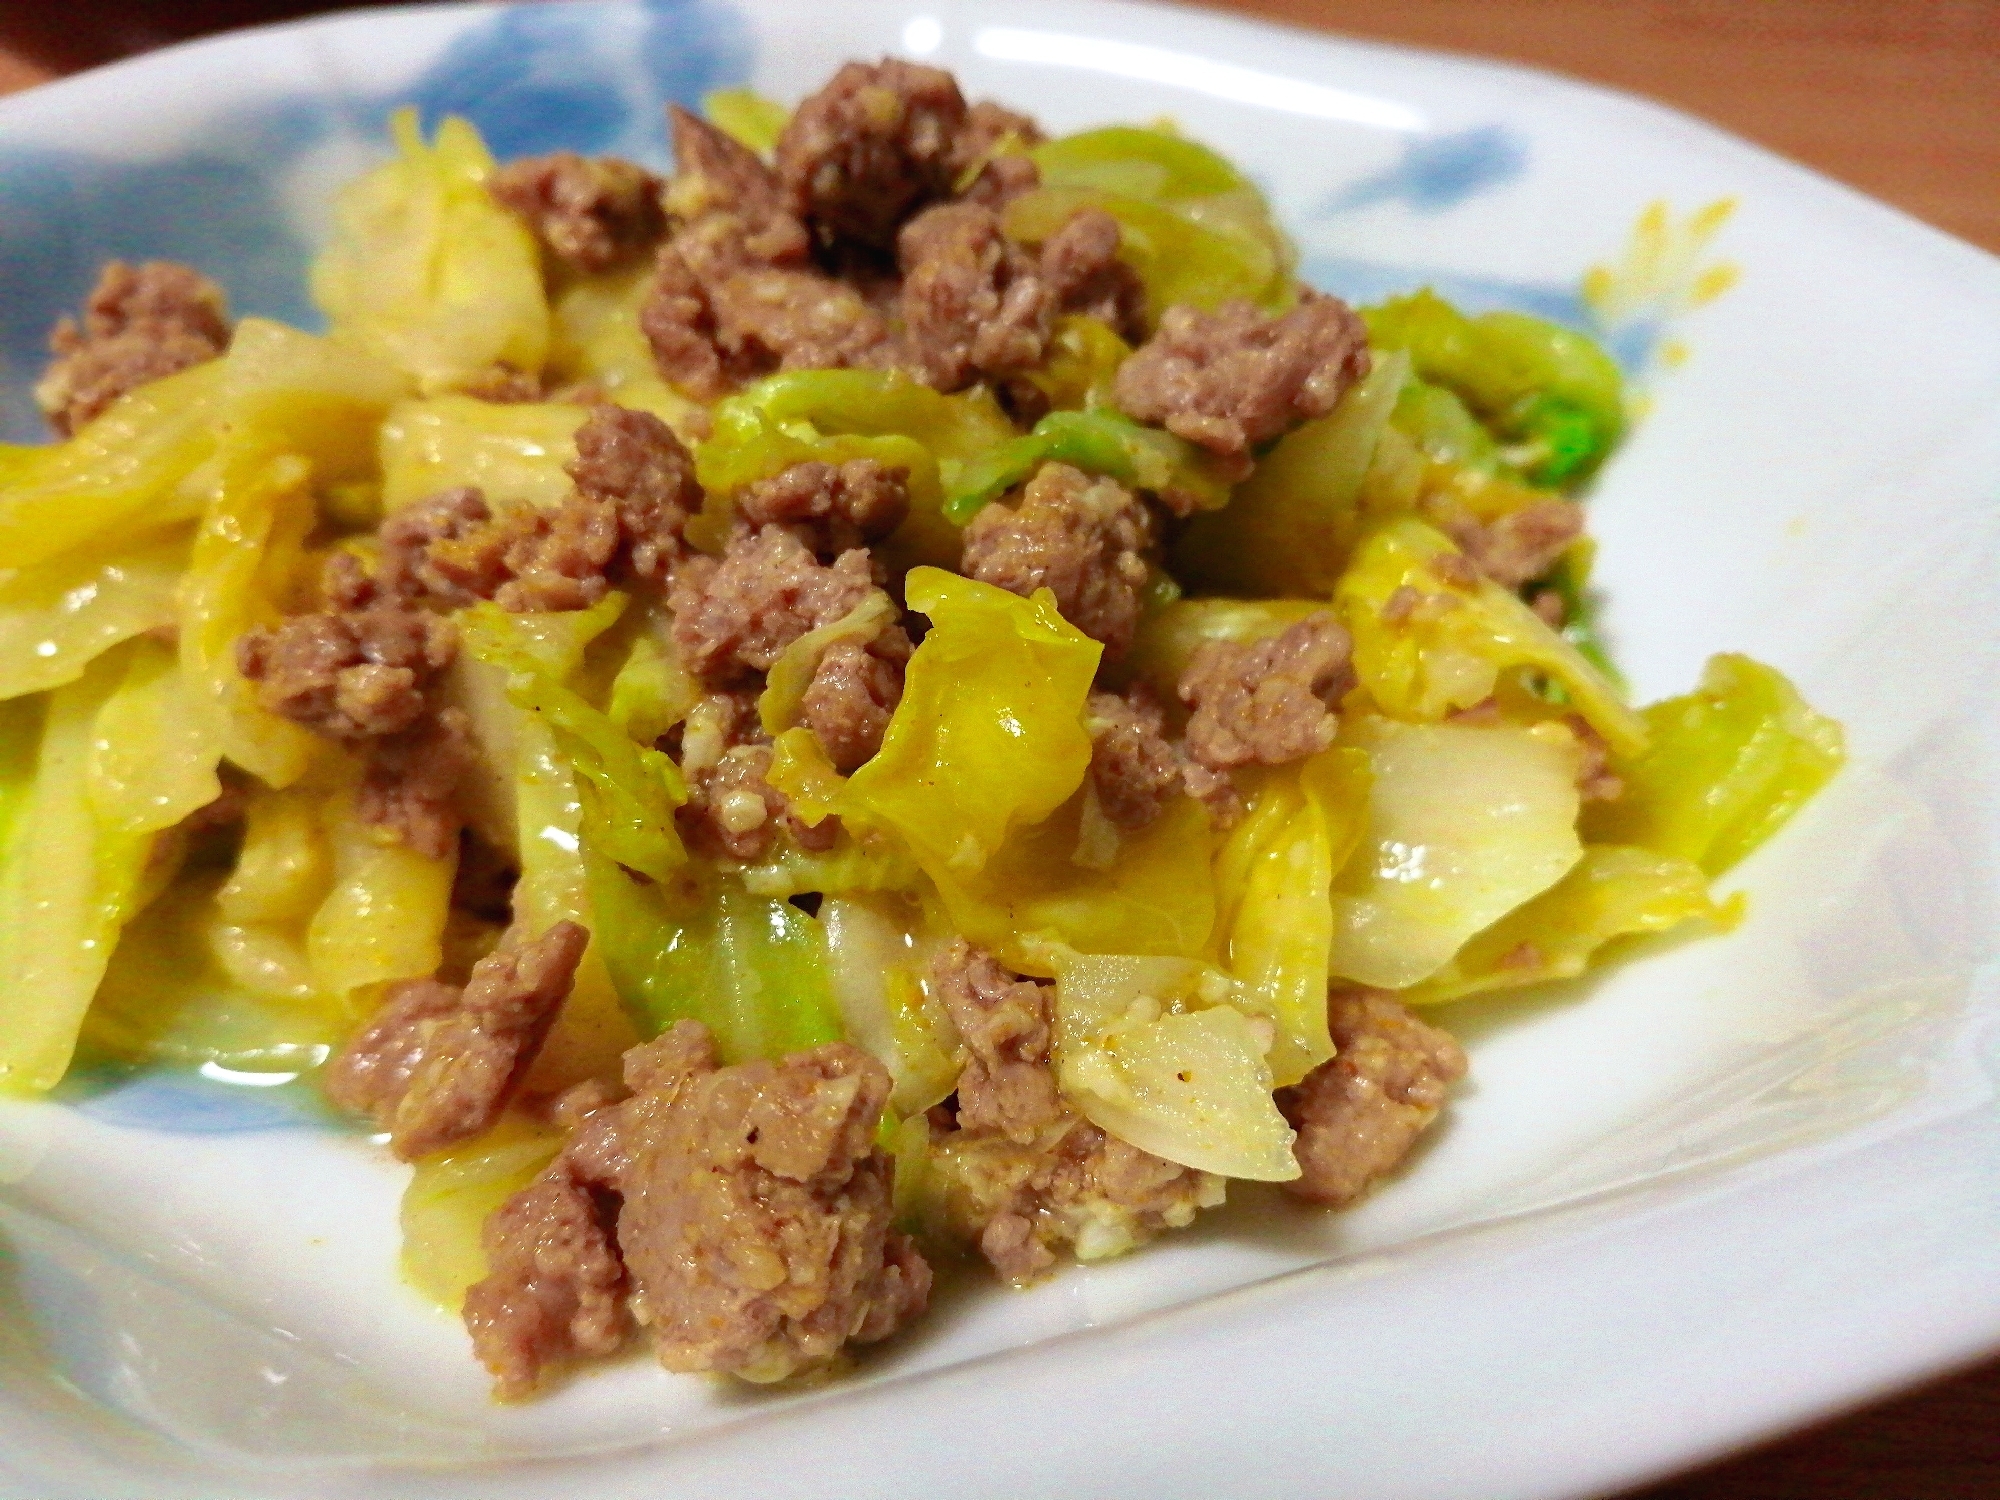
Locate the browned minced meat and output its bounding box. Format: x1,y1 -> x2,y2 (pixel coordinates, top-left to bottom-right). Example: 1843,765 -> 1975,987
931,940 -> 1064,1144
1037,207 -> 1146,344
1114,292 -> 1371,458
36,260 -> 231,436
237,604 -> 456,741
462,1155 -> 631,1399
734,458 -> 909,558
357,705 -> 475,860
460,363 -> 547,403
669,525 -> 877,680
1278,989 -> 1468,1206
324,921 -> 590,1161
566,402 -> 704,581
376,406 -> 700,611
642,109 -> 891,399
959,462 -> 1155,658
679,740 -> 841,862
775,58 -> 968,250
896,201 -> 1052,391
489,151 -> 667,274
1085,686 -> 1183,832
799,629 -> 910,773
468,1020 -> 931,1392
949,99 -> 1045,209
1179,613 -> 1355,774
1448,498 -> 1585,590
923,943 -> 1223,1283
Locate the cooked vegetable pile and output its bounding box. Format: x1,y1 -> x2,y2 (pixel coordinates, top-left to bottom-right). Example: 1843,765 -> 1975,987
0,59 -> 1841,1395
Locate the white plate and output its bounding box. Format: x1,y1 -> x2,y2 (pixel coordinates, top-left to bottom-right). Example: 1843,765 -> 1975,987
3,2 -> 1998,1496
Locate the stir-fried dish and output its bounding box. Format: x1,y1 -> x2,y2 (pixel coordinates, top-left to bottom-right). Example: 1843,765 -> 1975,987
0,59 -> 1843,1395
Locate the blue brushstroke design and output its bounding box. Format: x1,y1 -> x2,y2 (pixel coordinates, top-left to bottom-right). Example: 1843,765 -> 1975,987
1320,124 -> 1528,217
0,0 -> 750,442
53,1059 -> 341,1135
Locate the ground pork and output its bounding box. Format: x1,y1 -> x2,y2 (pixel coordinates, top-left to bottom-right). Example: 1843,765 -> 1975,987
775,58 -> 969,250
1447,498 -> 1585,590
1568,715 -> 1625,802
733,458 -> 909,558
237,603 -> 456,741
324,920 -> 590,1161
566,402 -> 704,581
799,629 -> 910,773
489,151 -> 666,274
468,1021 -> 931,1392
948,99 -> 1045,209
36,260 -> 231,437
357,705 -> 474,860
668,525 -> 877,681
642,109 -> 890,397
462,1157 -> 631,1400
931,940 -> 1064,1144
376,406 -> 699,610
931,1115 -> 1224,1283
897,201 -> 1053,390
1114,292 -> 1371,458
1179,613 -> 1355,774
925,943 -> 1224,1282
679,740 -> 840,862
958,462 -> 1155,658
1037,207 -> 1146,343
1278,989 -> 1468,1206
1085,686 -> 1183,832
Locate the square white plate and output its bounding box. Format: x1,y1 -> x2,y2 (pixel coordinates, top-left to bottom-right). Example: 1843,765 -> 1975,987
2,2 -> 1997,1496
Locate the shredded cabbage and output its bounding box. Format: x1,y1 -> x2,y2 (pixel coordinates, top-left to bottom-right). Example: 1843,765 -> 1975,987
1053,951 -> 1296,1181
313,110 -> 549,394
944,407 -> 1233,523
378,395 -> 587,513
1328,717 -> 1584,991
0,532 -> 188,702
1583,653 -> 1844,875
400,1112 -> 563,1311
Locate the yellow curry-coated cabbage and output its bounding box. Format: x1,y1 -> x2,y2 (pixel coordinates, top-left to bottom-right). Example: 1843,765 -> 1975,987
305,785 -> 456,1003
85,871 -> 345,1074
1053,952 -> 1297,1181
178,453 -> 325,790
401,1112 -> 564,1311
820,894 -> 959,1116
1403,844 -> 1737,1005
86,636 -> 224,835
1174,351 -> 1408,598
1212,748 -> 1370,1086
847,568 -> 1101,876
1328,717 -> 1584,991
0,647 -> 217,1091
1336,515 -> 1648,759
453,595 -> 643,1088
0,532 -> 188,703
546,266 -> 708,432
0,361 -> 224,575
1584,654 -> 1844,876
313,110 -> 549,394
378,395 -> 587,513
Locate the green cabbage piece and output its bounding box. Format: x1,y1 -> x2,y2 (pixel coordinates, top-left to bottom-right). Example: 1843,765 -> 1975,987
1583,654 -> 1843,875
1009,125 -> 1296,323
584,858 -> 844,1065
1173,351 -> 1408,596
943,407 -> 1232,523
703,86 -> 790,154
1363,290 -> 1626,487
1402,844 -> 1737,1005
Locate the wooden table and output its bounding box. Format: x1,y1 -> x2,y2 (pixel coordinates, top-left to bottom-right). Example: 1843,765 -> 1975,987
2,2 -> 1995,1495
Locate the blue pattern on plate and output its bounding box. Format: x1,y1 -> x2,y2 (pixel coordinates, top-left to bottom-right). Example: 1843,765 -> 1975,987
54,1061 -> 339,1135
1318,124 -> 1528,216
0,0 -> 749,442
